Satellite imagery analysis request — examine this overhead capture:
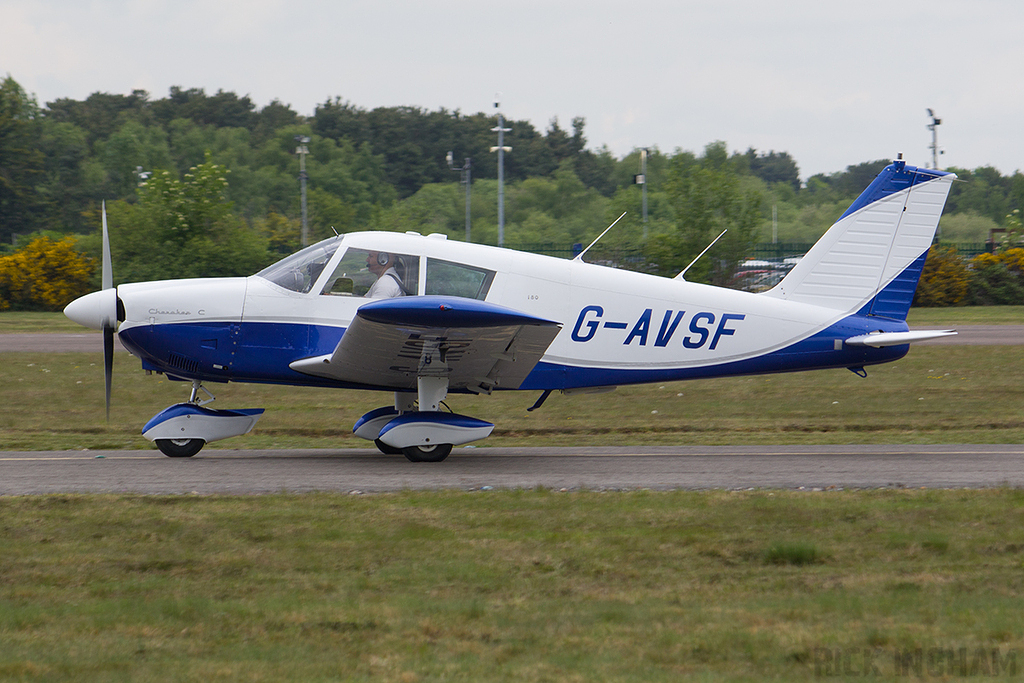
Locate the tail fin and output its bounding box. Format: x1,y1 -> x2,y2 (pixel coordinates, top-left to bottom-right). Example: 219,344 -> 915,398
763,159 -> 956,320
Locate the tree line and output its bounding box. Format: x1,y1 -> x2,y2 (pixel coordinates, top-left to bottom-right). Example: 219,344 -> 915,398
1,74 -> 1023,308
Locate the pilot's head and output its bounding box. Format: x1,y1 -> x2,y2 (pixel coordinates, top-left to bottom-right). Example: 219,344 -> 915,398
367,251 -> 391,275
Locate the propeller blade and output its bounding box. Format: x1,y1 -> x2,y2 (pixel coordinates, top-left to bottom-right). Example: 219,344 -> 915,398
101,200 -> 112,291
103,325 -> 113,421
102,201 -> 114,420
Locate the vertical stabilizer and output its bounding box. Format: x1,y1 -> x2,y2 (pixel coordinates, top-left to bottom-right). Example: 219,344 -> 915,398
763,160 -> 955,319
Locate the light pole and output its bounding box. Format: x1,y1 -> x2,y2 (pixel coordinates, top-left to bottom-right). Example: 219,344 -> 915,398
633,149 -> 649,239
926,109 -> 942,170
295,135 -> 310,247
446,151 -> 472,242
490,99 -> 512,246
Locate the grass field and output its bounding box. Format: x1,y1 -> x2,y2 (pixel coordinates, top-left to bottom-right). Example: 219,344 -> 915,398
3,308 -> 1024,681
3,489 -> 1024,682
3,345 -> 1024,451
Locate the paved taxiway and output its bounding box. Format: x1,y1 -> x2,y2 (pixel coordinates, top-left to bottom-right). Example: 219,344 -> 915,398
3,445 -> 1024,495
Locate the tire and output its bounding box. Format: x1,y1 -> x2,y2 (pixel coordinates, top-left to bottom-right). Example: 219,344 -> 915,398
374,438 -> 403,455
401,443 -> 453,463
156,438 -> 205,458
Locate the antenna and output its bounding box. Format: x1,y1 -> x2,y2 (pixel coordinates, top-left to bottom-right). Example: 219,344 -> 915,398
573,212 -> 627,262
674,229 -> 727,280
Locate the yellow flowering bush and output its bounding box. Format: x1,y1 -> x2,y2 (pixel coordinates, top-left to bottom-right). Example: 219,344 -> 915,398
914,245 -> 970,306
0,236 -> 94,311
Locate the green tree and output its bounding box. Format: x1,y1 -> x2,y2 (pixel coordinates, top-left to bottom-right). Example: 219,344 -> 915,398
96,120 -> 173,197
373,183 -> 464,237
744,148 -> 800,190
37,120 -> 93,232
255,210 -> 301,257
0,75 -> 46,243
151,87 -> 258,130
86,153 -> 270,283
43,89 -> 151,147
653,142 -> 764,285
505,162 -> 609,247
946,166 -> 1011,224
804,159 -> 889,204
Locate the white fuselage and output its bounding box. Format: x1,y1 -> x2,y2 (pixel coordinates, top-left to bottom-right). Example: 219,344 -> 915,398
111,231 -> 907,392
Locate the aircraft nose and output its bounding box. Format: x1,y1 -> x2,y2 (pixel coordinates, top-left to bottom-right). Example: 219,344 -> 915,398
64,288 -> 118,331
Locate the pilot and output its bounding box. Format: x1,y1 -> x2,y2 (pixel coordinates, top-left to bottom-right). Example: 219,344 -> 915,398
365,251 -> 406,298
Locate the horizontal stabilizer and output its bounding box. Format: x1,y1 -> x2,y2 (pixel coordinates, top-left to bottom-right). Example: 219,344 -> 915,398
844,329 -> 957,348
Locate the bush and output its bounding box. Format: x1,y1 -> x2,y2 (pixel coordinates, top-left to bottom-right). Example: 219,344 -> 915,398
0,236 -> 94,311
967,254 -> 1024,305
913,245 -> 970,306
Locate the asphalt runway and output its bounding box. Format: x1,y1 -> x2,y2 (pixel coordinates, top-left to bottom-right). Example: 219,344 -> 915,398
2,445 -> 1024,495
2,327 -> 1021,495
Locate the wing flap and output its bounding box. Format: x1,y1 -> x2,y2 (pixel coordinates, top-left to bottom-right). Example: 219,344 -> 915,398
290,296 -> 561,392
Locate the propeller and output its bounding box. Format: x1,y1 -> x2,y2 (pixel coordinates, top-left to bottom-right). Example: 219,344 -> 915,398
101,202 -> 114,420
63,202 -> 118,420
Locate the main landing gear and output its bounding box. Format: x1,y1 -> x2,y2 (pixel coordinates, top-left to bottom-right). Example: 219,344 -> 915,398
353,378 -> 494,463
370,436 -> 454,462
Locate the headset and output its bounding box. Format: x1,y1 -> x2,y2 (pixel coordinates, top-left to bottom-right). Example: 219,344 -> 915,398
376,252 -> 390,267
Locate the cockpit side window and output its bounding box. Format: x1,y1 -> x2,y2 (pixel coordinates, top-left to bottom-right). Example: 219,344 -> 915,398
424,258 -> 495,300
321,248 -> 420,298
255,239 -> 342,293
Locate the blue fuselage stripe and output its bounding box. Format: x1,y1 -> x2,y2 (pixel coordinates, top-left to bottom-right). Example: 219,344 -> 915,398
119,313 -> 909,392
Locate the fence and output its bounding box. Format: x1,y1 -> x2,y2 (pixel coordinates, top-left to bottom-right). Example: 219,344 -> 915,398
515,241 -> 992,263
512,241 -> 996,292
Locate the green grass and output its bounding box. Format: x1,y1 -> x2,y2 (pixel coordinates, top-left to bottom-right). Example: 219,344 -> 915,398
0,311 -> 89,333
906,305 -> 1024,325
3,307 -> 1024,680
1,489 -> 1023,681
2,344 -> 1024,451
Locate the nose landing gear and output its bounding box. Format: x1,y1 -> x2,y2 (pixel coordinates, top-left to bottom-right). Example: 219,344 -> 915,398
143,381 -> 264,458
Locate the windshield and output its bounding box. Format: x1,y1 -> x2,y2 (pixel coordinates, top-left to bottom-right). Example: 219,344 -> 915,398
255,237 -> 343,293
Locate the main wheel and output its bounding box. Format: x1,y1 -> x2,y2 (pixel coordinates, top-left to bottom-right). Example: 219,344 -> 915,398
374,438 -> 403,455
401,443 -> 453,463
156,438 -> 205,458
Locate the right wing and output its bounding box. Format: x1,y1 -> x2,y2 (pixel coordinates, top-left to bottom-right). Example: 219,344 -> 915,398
290,296 -> 562,393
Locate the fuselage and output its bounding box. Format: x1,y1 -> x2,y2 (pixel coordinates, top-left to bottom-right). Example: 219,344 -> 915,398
111,230 -> 908,393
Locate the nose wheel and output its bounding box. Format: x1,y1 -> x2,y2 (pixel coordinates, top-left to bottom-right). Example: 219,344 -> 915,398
155,438 -> 205,458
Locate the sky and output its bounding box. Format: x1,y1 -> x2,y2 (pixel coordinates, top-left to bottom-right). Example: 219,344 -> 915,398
2,0 -> 1022,181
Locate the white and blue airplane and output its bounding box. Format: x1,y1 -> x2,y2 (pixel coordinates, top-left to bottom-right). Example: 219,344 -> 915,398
64,157 -> 957,461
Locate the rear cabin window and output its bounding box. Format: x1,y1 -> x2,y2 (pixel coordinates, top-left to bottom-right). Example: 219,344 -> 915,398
424,259 -> 494,300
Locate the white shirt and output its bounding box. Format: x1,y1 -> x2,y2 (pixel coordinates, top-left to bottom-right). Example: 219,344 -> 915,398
366,267 -> 405,298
